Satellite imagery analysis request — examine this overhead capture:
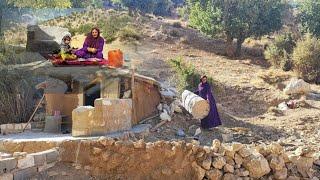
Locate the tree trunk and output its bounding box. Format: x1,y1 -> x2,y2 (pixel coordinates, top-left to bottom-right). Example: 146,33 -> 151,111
225,34 -> 235,57
235,37 -> 245,57
181,90 -> 210,119
0,7 -> 3,41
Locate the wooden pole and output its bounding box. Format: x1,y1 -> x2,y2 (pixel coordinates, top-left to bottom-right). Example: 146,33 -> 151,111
131,66 -> 136,124
23,94 -> 45,132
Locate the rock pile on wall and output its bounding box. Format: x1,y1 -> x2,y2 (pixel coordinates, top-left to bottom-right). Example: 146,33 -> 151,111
0,139 -> 319,179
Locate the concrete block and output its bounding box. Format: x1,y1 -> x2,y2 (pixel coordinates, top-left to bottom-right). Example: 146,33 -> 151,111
93,98 -> 132,135
37,162 -> 56,172
0,173 -> 13,180
17,155 -> 35,169
13,166 -> 37,180
0,158 -> 17,173
72,106 -> 94,137
29,152 -> 46,166
44,149 -> 59,163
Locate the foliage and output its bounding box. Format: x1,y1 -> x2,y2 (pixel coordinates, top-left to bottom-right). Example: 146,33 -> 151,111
111,0 -> 172,16
153,0 -> 173,16
69,23 -> 94,36
264,33 -> 296,71
0,66 -> 37,124
98,14 -> 133,43
189,1 -> 222,37
292,33 -> 320,83
117,25 -> 140,41
71,0 -> 104,8
298,0 -> 320,37
186,0 -> 286,56
6,0 -> 72,8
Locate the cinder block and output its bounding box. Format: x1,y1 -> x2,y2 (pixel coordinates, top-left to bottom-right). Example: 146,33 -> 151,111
44,149 -> 59,163
13,166 -> 37,180
17,155 -> 35,169
29,152 -> 46,166
37,162 -> 56,172
0,173 -> 13,180
0,158 -> 17,173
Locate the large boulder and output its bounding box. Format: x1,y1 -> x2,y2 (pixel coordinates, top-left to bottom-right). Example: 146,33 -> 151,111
284,78 -> 311,95
243,152 -> 271,178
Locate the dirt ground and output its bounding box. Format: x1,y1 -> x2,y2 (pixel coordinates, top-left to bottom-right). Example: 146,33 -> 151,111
6,11 -> 320,151
70,15 -> 320,151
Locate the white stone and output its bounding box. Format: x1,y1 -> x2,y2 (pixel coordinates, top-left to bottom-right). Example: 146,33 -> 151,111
160,111 -> 171,121
38,162 -> 56,172
212,156 -> 226,169
284,78 -> 311,95
17,155 -> 35,169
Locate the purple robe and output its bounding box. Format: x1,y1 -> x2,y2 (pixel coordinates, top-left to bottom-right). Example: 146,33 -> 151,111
195,82 -> 222,129
75,37 -> 104,59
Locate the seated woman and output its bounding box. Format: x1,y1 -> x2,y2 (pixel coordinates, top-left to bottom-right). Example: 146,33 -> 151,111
75,27 -> 104,59
195,75 -> 222,129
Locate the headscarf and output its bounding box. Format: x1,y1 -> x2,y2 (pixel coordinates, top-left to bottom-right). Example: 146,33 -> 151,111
84,27 -> 103,49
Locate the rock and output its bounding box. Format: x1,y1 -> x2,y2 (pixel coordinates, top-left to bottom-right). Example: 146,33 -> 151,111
270,155 -> 285,171
225,156 -> 235,166
221,134 -> 233,143
160,111 -> 171,121
224,145 -> 235,159
234,153 -> 243,166
191,162 -> 206,180
223,173 -> 237,180
238,148 -> 252,158
274,168 -> 288,180
284,78 -> 311,95
287,176 -> 300,180
278,102 -> 289,111
206,169 -> 223,180
151,31 -> 168,41
157,104 -> 163,111
176,129 -> 186,137
243,152 -> 271,178
289,155 -> 314,177
294,146 -> 316,158
212,156 -> 226,169
224,164 -> 234,173
92,147 -> 102,155
232,142 -> 245,152
212,139 -> 221,152
123,90 -> 131,98
194,128 -> 202,136
267,143 -> 284,155
201,157 -> 212,170
235,168 -> 250,177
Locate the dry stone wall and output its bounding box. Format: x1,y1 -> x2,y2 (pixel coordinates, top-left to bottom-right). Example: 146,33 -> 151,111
0,139 -> 319,179
0,148 -> 59,180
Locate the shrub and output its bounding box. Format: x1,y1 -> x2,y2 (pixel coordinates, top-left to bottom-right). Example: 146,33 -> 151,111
264,33 -> 295,71
169,57 -> 224,95
98,14 -> 133,43
117,25 -> 140,41
0,67 -> 37,124
292,33 -> 320,83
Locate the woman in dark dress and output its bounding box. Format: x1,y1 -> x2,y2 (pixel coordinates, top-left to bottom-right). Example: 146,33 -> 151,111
195,75 -> 222,129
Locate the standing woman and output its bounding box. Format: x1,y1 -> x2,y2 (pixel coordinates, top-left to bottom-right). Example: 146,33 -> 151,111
195,75 -> 222,129
75,27 -> 104,59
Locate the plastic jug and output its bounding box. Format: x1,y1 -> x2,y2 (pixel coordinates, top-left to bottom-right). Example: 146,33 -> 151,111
108,49 -> 124,68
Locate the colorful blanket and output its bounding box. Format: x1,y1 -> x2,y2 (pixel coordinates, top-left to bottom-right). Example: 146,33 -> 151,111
48,54 -> 108,66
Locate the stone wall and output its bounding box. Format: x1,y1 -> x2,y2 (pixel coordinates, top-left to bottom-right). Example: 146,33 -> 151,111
0,123 -> 31,135
0,148 -> 59,180
0,139 -> 319,179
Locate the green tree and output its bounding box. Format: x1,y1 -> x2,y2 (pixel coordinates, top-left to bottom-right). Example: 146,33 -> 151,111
298,0 -> 320,37
188,0 -> 286,56
111,0 -> 155,15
